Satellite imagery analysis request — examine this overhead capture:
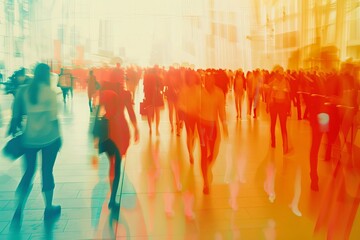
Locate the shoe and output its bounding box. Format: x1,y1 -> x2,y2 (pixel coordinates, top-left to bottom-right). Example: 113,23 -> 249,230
44,205 -> 61,220
311,181 -> 319,192
203,186 -> 210,195
268,193 -> 276,203
283,147 -> 294,156
289,204 -> 302,217
108,202 -> 120,211
10,208 -> 22,230
189,156 -> 194,165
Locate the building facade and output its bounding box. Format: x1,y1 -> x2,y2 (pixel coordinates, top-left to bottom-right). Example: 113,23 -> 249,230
0,0 -> 358,76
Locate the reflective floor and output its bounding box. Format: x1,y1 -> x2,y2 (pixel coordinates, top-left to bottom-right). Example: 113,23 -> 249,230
0,86 -> 359,240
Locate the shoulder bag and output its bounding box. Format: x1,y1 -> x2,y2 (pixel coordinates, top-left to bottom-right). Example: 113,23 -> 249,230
92,105 -> 109,151
3,87 -> 27,160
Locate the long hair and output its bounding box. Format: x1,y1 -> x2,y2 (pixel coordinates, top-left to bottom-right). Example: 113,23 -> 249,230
29,63 -> 51,104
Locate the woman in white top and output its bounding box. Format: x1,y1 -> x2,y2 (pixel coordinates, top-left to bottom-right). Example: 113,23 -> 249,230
9,63 -> 62,223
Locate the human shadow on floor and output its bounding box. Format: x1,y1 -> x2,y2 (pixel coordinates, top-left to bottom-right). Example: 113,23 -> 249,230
108,166 -> 147,239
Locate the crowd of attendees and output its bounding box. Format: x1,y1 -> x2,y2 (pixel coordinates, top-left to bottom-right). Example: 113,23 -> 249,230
26,61 -> 360,196
4,59 -> 359,239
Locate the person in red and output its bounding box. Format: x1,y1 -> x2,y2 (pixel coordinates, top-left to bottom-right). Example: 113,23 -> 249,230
266,65 -> 292,154
94,79 -> 139,210
143,65 -> 165,136
165,67 -> 182,134
126,64 -> 142,104
110,63 -> 126,85
233,68 -> 246,119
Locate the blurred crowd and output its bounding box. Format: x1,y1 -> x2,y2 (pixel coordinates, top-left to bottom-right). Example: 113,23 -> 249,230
2,59 -> 359,239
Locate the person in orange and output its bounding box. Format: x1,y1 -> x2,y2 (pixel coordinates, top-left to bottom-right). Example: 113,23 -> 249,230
198,73 -> 228,194
178,69 -> 201,164
57,68 -> 74,103
87,69 -> 100,112
94,76 -> 139,210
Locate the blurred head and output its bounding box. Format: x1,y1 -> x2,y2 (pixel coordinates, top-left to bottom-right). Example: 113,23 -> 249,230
185,70 -> 200,86
272,65 -> 284,75
18,68 -> 26,77
34,63 -> 51,85
205,73 -> 215,90
28,63 -> 51,104
340,61 -> 355,76
13,68 -> 26,83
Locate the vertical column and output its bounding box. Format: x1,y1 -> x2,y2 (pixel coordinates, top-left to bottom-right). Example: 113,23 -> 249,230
299,0 -> 308,69
335,0 -> 347,60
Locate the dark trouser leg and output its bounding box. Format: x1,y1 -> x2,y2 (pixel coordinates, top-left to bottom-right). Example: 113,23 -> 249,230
310,120 -> 322,189
207,123 -> 217,166
102,139 -> 121,206
295,94 -> 302,120
234,95 -> 239,117
278,104 -> 289,153
88,99 -> 93,112
62,89 -> 67,102
109,149 -> 121,206
303,95 -> 309,119
200,145 -> 208,188
248,97 -> 253,115
168,101 -> 174,127
325,111 -> 341,161
16,148 -> 38,210
199,121 -> 216,193
198,123 -> 209,190
146,106 -> 153,133
269,104 -> 277,148
41,138 -> 61,207
155,107 -> 160,134
253,94 -> 258,118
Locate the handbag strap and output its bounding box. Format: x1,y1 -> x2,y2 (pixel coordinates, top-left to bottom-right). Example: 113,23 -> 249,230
94,103 -> 101,119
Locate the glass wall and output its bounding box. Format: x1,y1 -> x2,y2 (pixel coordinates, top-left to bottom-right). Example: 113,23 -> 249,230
0,0 -> 358,73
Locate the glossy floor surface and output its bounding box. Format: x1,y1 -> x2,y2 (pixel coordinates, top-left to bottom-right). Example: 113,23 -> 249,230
0,86 -> 359,240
